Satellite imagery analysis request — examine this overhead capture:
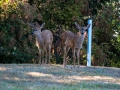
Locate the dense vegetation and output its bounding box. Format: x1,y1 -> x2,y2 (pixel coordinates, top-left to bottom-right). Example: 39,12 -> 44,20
0,0 -> 120,67
0,0 -> 40,63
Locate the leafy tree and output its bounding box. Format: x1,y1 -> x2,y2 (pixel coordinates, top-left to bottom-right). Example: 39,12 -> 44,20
92,0 -> 120,67
0,0 -> 41,63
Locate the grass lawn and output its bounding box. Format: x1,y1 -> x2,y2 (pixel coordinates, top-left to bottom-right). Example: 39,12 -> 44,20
0,64 -> 120,90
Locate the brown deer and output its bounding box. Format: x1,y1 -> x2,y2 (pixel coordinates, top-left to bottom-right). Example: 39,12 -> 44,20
61,22 -> 90,68
53,25 -> 64,64
31,22 -> 53,64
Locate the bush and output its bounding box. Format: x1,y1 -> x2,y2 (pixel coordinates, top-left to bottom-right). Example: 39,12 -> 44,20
0,1 -> 40,63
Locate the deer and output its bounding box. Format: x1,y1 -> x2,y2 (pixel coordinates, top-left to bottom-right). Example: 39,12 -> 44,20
31,22 -> 53,64
53,25 -> 64,63
61,22 -> 90,68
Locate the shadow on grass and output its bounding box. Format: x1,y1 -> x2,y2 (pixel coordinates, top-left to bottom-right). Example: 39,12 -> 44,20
0,64 -> 120,89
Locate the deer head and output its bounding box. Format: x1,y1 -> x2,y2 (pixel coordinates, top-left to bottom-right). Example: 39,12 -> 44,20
75,22 -> 90,35
31,22 -> 45,35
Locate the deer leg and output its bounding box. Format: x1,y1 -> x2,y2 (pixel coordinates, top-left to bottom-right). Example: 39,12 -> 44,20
77,49 -> 80,68
48,44 -> 51,65
66,47 -> 70,67
63,46 -> 66,68
72,49 -> 75,68
39,49 -> 41,64
42,49 -> 44,64
45,47 -> 47,64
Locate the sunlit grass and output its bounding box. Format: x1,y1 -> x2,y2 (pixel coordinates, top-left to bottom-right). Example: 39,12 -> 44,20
0,64 -> 120,90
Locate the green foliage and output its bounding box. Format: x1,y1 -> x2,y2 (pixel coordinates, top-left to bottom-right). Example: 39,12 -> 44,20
0,0 -> 39,63
92,0 -> 120,67
0,46 -> 33,63
34,0 -> 84,30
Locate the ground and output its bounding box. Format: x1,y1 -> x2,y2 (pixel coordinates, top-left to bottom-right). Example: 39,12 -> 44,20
0,64 -> 120,90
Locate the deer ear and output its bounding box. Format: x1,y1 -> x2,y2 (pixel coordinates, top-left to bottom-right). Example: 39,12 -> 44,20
33,22 -> 41,28
75,22 -> 81,29
29,23 -> 34,28
41,22 -> 45,28
85,24 -> 90,30
87,24 -> 91,28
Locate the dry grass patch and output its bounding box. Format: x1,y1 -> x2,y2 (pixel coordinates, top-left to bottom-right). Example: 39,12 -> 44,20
0,64 -> 120,90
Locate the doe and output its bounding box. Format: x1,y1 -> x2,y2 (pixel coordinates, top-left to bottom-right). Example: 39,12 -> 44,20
61,22 -> 90,68
31,22 -> 53,64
